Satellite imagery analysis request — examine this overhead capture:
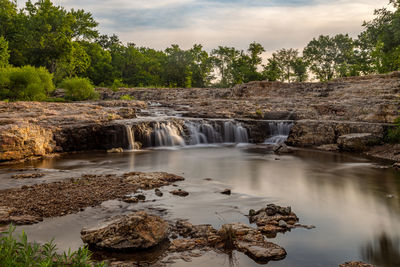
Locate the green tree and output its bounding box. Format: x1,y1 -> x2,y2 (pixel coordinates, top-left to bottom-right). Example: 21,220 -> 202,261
291,58 -> 308,82
271,48 -> 299,82
211,46 -> 240,87
262,58 -> 282,82
188,44 -> 213,87
0,36 -> 9,67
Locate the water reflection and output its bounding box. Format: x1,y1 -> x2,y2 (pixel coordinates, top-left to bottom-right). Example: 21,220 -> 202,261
362,233 -> 400,267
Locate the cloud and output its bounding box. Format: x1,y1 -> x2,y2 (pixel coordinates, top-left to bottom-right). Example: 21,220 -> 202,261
18,0 -> 389,53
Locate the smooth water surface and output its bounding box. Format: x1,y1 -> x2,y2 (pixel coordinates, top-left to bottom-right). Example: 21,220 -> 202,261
1,146 -> 400,266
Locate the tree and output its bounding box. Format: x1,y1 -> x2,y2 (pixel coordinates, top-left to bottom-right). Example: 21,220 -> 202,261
188,44 -> 213,87
291,58 -> 308,82
271,48 -> 299,82
262,58 -> 282,81
0,36 -> 9,67
359,0 -> 400,73
211,46 -> 240,87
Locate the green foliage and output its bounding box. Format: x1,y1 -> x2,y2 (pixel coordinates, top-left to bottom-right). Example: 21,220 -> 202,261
60,77 -> 98,101
0,36 -> 9,67
111,78 -> 127,92
0,225 -> 105,266
119,94 -> 134,100
387,117 -> 400,143
270,48 -> 300,82
0,66 -> 54,101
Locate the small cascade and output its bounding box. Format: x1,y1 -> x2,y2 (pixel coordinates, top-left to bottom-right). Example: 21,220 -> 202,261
186,120 -> 248,145
264,121 -> 293,145
125,125 -> 135,150
152,122 -> 186,147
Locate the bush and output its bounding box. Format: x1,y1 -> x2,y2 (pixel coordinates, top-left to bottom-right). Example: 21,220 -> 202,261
0,225 -> 105,266
0,66 -> 54,101
60,77 -> 98,101
387,117 -> 400,143
111,78 -> 127,92
119,94 -> 134,100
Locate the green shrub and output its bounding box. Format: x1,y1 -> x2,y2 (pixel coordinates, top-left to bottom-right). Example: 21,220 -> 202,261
0,225 -> 105,266
111,78 -> 127,92
60,77 -> 98,101
119,94 -> 134,100
387,117 -> 400,143
0,66 -> 54,101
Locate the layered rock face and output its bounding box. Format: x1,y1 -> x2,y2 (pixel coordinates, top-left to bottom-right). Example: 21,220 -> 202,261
0,72 -> 399,162
0,101 -> 145,162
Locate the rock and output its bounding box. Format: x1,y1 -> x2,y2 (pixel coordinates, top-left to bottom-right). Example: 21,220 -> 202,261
155,189 -> 163,197
170,189 -> 189,197
0,206 -> 42,225
11,173 -> 44,179
337,133 -> 380,151
220,189 -> 231,195
339,261 -> 375,267
316,144 -> 339,151
122,196 -> 139,203
393,162 -> 400,170
81,211 -> 169,251
107,147 -> 124,153
236,241 -> 286,263
278,220 -> 287,228
0,123 -> 55,161
273,143 -> 293,154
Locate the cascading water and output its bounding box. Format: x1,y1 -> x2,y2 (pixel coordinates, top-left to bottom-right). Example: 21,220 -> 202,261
264,121 -> 293,144
152,122 -> 186,147
186,121 -> 248,145
125,125 -> 135,150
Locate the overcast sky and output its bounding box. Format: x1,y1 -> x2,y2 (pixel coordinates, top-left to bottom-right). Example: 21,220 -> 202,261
19,0 -> 389,54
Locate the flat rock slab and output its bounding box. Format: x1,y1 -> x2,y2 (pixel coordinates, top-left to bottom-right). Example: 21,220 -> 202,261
81,211 -> 169,251
236,241 -> 286,263
337,133 -> 380,151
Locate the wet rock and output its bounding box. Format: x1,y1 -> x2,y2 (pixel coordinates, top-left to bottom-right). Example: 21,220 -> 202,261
249,204 -> 299,236
316,144 -> 339,151
337,133 -> 380,151
236,241 -> 286,263
81,211 -> 169,251
278,220 -> 287,228
122,196 -> 139,203
339,261 -> 375,267
220,189 -> 231,195
155,189 -> 163,197
273,143 -> 293,154
11,173 -> 44,179
393,162 -> 400,170
0,206 -> 42,225
107,147 -> 124,153
170,189 -> 189,197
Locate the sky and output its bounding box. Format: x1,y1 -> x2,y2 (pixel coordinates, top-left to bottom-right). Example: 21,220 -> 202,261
18,0 -> 389,55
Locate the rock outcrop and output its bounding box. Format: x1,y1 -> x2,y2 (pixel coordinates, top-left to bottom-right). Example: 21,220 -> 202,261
81,211 -> 169,251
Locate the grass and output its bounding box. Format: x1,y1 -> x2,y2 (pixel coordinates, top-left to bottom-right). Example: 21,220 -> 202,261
0,225 -> 106,267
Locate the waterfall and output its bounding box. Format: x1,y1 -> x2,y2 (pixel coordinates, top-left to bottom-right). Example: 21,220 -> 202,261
186,121 -> 248,145
264,121 -> 293,145
125,125 -> 135,150
152,122 -> 186,147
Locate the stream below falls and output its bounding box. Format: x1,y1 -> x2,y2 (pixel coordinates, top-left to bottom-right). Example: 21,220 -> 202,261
1,146 -> 400,266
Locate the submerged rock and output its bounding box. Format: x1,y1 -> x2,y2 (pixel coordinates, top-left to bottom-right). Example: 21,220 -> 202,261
81,211 -> 169,251
107,147 -> 124,153
220,189 -> 231,195
11,173 -> 44,179
155,188 -> 163,197
339,261 -> 375,267
170,189 -> 189,197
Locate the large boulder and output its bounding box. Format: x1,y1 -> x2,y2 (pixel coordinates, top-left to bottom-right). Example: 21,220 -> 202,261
0,123 -> 55,161
81,211 -> 169,251
337,133 -> 380,151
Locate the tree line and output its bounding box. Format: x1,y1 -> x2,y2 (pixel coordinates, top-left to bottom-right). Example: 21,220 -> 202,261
1,0 -> 400,90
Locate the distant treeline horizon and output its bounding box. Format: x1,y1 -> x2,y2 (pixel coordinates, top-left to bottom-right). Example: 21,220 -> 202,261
1,0 -> 400,89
